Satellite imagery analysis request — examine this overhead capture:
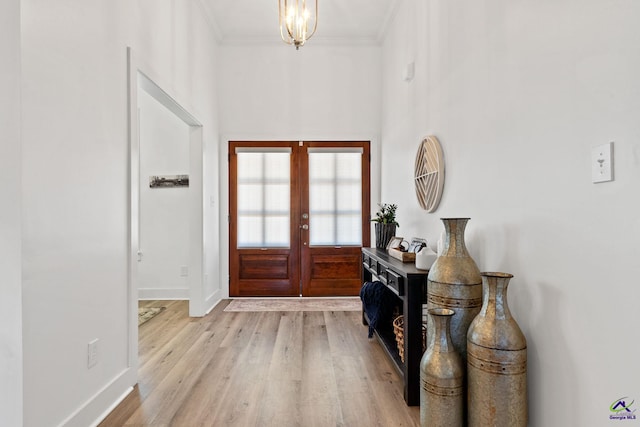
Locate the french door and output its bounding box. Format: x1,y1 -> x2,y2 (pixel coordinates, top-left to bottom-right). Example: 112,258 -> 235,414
229,141 -> 370,297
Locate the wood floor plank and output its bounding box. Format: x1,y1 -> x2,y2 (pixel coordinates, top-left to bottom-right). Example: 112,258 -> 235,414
254,312 -> 304,426
266,311 -> 303,382
324,311 -> 421,426
168,345 -> 237,426
126,330 -> 220,425
206,312 -> 279,427
299,311 -> 344,427
325,311 -> 389,427
325,310 -> 398,383
100,300 -> 419,427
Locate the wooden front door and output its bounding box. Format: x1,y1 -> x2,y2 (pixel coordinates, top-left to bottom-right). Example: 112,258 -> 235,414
229,141 -> 370,297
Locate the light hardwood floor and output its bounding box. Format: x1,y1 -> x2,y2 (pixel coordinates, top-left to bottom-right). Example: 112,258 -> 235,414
100,300 -> 419,427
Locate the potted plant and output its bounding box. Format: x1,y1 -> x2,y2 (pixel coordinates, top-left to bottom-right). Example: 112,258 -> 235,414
372,203 -> 399,249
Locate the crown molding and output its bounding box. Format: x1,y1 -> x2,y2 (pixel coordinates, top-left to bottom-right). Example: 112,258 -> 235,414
219,35 -> 381,48
197,0 -> 401,48
376,0 -> 402,44
193,0 -> 223,42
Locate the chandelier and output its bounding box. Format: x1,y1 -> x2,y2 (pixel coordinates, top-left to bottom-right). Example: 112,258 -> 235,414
278,0 -> 318,50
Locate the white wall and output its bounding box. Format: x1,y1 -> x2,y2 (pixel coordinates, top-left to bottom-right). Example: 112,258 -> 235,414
138,89 -> 191,299
20,1 -> 220,425
219,44 -> 381,138
218,43 -> 382,294
0,0 -> 23,425
381,1 -> 640,426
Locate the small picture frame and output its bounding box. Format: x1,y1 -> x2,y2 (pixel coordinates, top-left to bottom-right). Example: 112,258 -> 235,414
407,237 -> 428,253
149,174 -> 189,188
386,236 -> 404,251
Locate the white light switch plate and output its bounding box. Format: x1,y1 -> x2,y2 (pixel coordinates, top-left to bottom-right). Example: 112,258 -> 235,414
592,142 -> 614,183
88,339 -> 99,368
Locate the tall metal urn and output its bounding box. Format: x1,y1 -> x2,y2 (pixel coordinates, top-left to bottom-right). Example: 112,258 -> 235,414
427,218 -> 482,360
467,272 -> 527,427
420,308 -> 464,427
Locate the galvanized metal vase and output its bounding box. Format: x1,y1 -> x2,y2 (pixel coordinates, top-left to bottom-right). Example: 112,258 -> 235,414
427,218 -> 482,361
420,308 -> 464,427
467,272 -> 527,427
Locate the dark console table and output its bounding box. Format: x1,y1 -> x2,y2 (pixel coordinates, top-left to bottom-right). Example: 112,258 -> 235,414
361,247 -> 429,406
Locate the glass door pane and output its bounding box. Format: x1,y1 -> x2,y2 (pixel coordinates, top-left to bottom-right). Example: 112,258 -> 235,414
236,151 -> 290,248
308,150 -> 362,246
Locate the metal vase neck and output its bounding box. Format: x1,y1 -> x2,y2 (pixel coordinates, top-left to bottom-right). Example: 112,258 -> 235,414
479,272 -> 514,320
428,308 -> 456,353
441,218 -> 471,258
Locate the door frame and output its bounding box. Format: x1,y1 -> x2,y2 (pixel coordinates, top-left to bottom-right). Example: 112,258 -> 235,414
228,140 -> 370,297
220,136 -> 381,299
126,47 -> 206,379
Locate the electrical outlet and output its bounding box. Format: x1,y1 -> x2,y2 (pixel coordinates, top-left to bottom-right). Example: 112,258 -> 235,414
88,339 -> 99,368
180,266 -> 189,277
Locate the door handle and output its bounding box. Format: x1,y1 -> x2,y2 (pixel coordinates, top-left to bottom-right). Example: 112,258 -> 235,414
300,224 -> 309,230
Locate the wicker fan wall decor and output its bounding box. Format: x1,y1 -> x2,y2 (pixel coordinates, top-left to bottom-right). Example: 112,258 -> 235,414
414,136 -> 445,212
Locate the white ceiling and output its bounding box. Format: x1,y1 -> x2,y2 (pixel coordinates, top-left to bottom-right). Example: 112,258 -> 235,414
200,0 -> 401,45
